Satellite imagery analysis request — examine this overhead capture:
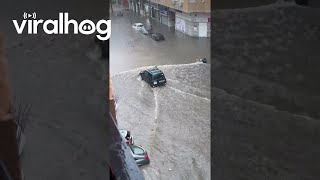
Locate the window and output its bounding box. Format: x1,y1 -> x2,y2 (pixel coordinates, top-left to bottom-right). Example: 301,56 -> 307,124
153,73 -> 164,80
131,147 -> 145,155
147,72 -> 152,79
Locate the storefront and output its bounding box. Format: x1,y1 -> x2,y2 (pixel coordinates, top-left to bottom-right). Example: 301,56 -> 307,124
130,0 -> 140,13
144,2 -> 159,21
159,6 -> 169,26
122,0 -> 129,8
168,9 -> 175,27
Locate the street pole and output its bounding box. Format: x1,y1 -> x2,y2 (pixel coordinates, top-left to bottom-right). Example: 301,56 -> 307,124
111,1 -> 114,13
148,0 -> 152,30
129,7 -> 133,24
129,1 -> 133,24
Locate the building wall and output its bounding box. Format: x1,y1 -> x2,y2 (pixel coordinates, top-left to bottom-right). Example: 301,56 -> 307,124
147,0 -> 210,37
151,0 -> 211,13
109,78 -> 117,125
187,0 -> 210,12
175,11 -> 210,37
151,0 -> 188,12
168,10 -> 175,27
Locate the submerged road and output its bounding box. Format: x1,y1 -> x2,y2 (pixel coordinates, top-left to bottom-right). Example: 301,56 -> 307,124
110,5 -> 210,75
112,63 -> 211,180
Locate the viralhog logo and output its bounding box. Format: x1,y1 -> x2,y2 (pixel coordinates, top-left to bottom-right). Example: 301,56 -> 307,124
13,12 -> 111,41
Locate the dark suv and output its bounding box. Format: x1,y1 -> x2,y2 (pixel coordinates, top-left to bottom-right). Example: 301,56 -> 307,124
139,67 -> 166,87
151,33 -> 165,41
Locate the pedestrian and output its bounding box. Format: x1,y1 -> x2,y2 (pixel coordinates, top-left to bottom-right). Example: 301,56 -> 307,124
202,58 -> 207,63
0,33 -> 23,180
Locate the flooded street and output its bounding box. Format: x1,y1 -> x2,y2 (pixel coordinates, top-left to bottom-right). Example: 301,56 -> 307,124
112,63 -> 211,180
110,7 -> 210,75
110,5 -> 211,179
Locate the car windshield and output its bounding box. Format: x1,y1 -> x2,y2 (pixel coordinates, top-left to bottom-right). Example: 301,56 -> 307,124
131,146 -> 145,155
137,25 -> 143,27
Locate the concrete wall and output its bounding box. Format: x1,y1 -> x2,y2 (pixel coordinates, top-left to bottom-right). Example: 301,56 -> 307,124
151,0 -> 210,13
175,11 -> 210,37
168,10 -> 176,27
151,0 -> 189,12
187,0 -> 210,12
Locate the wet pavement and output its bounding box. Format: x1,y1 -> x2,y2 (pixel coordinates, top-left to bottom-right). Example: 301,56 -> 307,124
112,63 -> 211,180
110,5 -> 211,179
110,6 -> 210,75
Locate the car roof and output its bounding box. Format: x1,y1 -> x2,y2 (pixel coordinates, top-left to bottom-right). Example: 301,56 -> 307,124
146,67 -> 163,75
134,23 -> 143,25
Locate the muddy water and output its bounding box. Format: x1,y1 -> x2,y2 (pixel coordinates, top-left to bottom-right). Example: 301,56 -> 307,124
112,63 -> 211,180
110,8 -> 211,75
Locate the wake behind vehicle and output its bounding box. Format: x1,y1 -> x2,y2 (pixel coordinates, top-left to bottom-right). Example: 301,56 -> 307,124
128,145 -> 150,166
132,23 -> 144,31
139,67 -> 167,88
151,33 -> 165,41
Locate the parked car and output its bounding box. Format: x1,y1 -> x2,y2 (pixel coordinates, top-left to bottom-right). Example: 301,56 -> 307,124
139,67 -> 167,88
128,145 -> 150,166
116,12 -> 123,16
196,58 -> 208,63
151,33 -> 165,41
132,23 -> 144,30
139,27 -> 153,35
119,129 -> 134,145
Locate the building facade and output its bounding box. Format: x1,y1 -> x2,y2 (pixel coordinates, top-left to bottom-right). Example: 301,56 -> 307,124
130,0 -> 211,37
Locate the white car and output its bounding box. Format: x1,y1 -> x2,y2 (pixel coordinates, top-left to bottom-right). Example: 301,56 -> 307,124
132,23 -> 144,30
